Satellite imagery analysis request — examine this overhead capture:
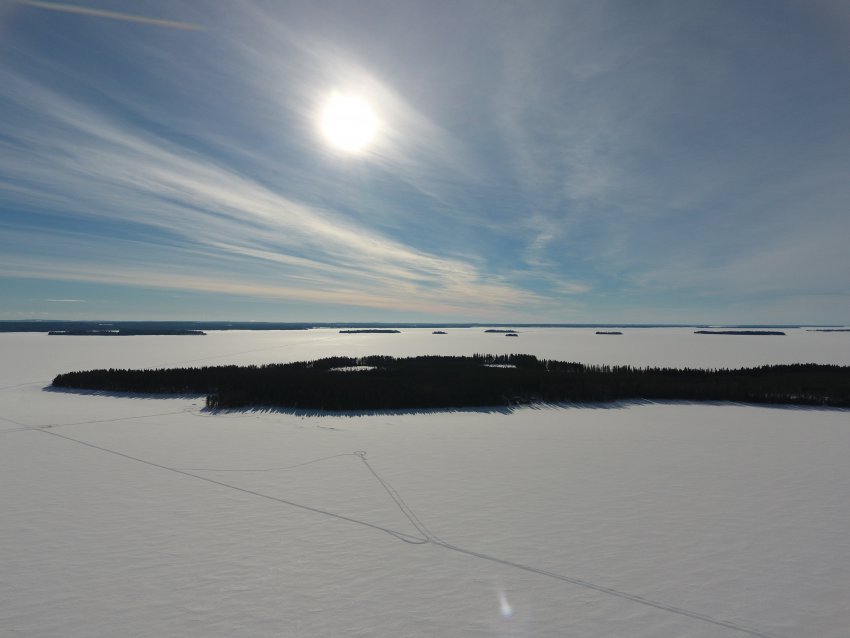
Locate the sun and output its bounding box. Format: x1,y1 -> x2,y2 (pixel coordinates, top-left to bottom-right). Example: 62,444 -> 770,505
320,92 -> 377,153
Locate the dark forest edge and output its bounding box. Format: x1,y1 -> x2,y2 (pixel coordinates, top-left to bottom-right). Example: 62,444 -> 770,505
5,321 -> 836,333
48,330 -> 206,336
694,330 -> 786,336
339,329 -> 400,334
51,355 -> 850,411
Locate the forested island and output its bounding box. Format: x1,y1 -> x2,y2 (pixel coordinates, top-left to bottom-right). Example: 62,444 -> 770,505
51,355 -> 850,411
695,330 -> 786,336
596,331 -> 623,335
485,329 -> 518,333
339,329 -> 401,334
48,329 -> 206,336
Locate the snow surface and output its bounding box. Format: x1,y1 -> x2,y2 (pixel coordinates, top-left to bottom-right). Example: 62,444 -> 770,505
1,328 -> 849,637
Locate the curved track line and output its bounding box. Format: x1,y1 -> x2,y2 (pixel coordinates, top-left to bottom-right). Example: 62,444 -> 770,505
23,427 -> 792,638
358,452 -> 790,638
34,428 -> 427,545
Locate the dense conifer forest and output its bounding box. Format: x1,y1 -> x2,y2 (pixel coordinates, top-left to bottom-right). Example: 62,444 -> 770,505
339,329 -> 400,334
695,330 -> 786,335
51,355 -> 850,411
48,330 -> 206,336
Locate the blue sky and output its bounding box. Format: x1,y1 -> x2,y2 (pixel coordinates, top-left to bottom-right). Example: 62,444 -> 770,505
1,0 -> 849,323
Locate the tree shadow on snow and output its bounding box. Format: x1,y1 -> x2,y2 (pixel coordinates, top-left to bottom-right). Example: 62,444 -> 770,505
41,386 -> 849,416
43,385 -> 206,401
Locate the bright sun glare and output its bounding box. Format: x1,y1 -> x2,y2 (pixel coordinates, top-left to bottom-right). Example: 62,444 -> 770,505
320,92 -> 377,152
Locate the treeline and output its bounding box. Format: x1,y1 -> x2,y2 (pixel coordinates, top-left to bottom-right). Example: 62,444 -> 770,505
339,329 -> 400,334
695,330 -> 785,336
51,355 -> 850,411
48,330 -> 206,336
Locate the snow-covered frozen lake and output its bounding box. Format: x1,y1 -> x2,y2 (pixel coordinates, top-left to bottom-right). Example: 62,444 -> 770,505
1,328 -> 848,637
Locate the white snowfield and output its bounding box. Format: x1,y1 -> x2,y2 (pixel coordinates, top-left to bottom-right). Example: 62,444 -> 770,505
1,328 -> 848,637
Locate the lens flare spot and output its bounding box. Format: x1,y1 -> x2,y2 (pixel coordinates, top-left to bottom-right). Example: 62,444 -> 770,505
498,591 -> 514,618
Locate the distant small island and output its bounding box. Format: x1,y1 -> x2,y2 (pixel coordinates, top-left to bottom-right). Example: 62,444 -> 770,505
48,329 -> 206,336
505,333 -> 519,337
485,329 -> 518,333
339,329 -> 401,334
695,330 -> 786,336
596,331 -> 623,335
51,354 -> 850,411
807,329 -> 850,332
432,330 -> 447,334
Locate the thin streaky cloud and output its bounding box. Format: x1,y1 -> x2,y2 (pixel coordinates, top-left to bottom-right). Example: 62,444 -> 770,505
44,298 -> 85,303
4,258 -> 507,317
0,69 -> 546,313
3,2 -> 849,322
17,1 -> 203,31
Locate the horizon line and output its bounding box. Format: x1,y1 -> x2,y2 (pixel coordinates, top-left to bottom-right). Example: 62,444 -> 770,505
1,320 -> 844,329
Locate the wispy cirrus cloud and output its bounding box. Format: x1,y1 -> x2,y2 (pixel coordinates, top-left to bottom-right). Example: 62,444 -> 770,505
16,1 -> 202,30
3,1 -> 849,322
0,65 -> 542,317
